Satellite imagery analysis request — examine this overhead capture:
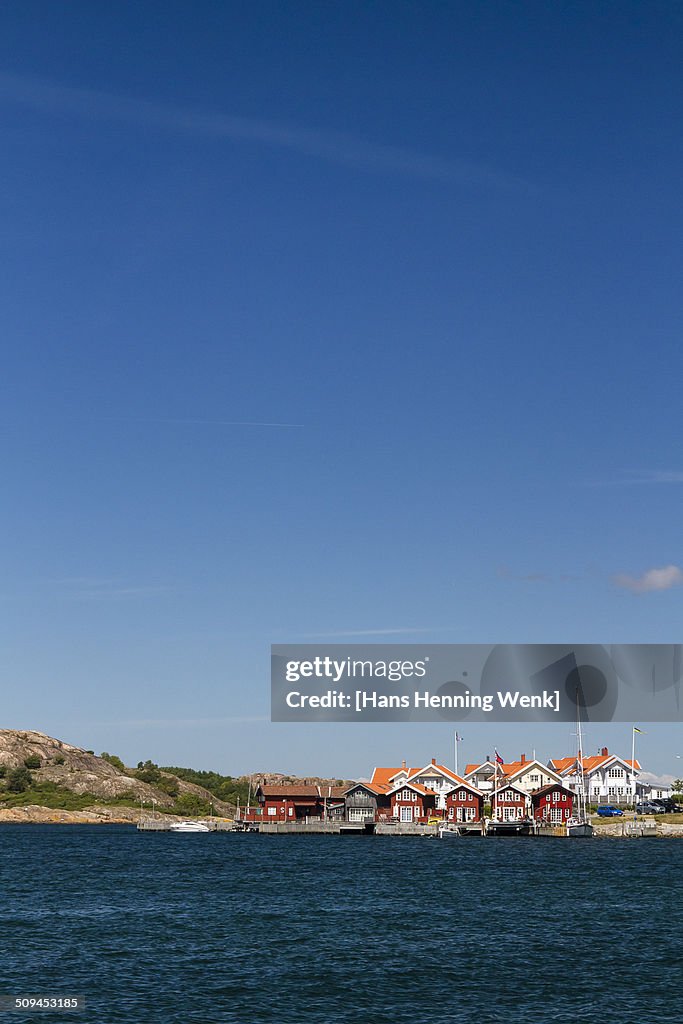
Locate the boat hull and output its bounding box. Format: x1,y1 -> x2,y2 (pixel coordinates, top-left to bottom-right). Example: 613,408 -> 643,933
439,826 -> 460,839
566,822 -> 594,838
485,819 -> 534,837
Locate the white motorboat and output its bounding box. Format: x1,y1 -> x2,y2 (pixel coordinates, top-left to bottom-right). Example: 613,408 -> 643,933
169,820 -> 211,833
439,824 -> 460,839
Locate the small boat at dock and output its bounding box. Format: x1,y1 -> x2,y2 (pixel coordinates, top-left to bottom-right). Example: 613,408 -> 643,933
169,820 -> 211,833
439,824 -> 460,839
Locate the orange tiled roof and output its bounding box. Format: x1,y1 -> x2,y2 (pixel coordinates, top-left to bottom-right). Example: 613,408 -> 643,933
370,766 -> 419,786
550,754 -> 641,774
465,759 -> 524,777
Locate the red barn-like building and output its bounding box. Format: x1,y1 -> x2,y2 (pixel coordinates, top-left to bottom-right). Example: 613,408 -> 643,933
255,784 -> 322,822
444,779 -> 484,823
531,783 -> 575,824
491,783 -> 530,822
387,781 -> 438,824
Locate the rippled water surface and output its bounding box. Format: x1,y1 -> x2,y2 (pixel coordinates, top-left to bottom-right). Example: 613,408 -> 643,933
1,826 -> 682,1023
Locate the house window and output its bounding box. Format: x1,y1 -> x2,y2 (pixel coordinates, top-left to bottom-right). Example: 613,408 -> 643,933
551,808 -> 562,823
608,768 -> 623,778
267,807 -> 277,816
288,807 -> 294,816
400,806 -> 413,822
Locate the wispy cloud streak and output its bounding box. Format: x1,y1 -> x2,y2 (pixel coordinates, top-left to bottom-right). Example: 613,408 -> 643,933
299,627 -> 456,638
613,565 -> 683,594
0,72 -> 528,190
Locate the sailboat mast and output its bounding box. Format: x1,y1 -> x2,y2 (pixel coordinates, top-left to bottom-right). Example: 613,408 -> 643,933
575,687 -> 589,820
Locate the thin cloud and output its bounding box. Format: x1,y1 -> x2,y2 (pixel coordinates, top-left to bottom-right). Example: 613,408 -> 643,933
613,565 -> 683,595
0,71 -> 529,191
117,716 -> 270,727
498,566 -> 551,583
299,627 -> 456,638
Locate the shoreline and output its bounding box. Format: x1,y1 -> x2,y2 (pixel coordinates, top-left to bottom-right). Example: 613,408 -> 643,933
2,804 -> 683,837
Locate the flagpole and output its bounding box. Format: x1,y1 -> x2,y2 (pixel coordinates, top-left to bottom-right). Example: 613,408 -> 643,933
632,727 -> 637,815
454,732 -> 459,778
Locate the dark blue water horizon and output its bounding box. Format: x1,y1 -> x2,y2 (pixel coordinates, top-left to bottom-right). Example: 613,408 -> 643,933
1,825 -> 681,1023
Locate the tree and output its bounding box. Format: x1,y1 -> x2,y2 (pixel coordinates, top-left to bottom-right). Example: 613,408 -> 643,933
101,752 -> 126,771
7,766 -> 32,793
672,779 -> 683,793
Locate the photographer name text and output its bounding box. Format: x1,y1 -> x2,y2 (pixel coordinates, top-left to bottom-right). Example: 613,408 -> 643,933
285,689 -> 561,713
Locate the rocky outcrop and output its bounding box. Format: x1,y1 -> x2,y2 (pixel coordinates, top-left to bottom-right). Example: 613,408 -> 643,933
0,730 -> 233,815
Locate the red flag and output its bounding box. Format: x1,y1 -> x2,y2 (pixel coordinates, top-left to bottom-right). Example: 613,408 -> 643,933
495,750 -> 504,764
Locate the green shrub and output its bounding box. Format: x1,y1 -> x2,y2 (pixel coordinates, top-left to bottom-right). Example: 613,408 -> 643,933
101,752 -> 126,771
156,776 -> 179,797
54,755 -> 65,765
7,766 -> 32,792
161,766 -> 250,807
169,793 -> 211,816
24,755 -> 42,770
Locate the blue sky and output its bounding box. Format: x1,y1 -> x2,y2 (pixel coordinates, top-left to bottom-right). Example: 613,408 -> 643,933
1,2 -> 681,780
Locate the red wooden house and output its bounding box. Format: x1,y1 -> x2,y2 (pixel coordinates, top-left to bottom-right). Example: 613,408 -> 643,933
531,783 -> 575,824
444,778 -> 484,823
490,782 -> 530,822
255,784 -> 322,822
387,780 -> 438,823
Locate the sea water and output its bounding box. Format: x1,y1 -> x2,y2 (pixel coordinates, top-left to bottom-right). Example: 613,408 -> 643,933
1,826 -> 681,1023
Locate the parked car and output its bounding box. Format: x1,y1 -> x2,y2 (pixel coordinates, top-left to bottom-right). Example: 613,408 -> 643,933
597,805 -> 624,817
652,799 -> 679,813
636,802 -> 660,814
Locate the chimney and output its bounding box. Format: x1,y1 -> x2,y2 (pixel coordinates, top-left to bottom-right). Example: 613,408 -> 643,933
431,757 -> 436,765
601,747 -> 609,757
402,759 -> 406,770
520,753 -> 526,764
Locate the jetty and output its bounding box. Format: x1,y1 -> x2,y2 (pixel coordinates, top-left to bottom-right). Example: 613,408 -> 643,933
137,817 -> 235,832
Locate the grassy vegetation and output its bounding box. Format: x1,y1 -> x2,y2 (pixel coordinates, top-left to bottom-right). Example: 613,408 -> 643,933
0,780 -> 140,810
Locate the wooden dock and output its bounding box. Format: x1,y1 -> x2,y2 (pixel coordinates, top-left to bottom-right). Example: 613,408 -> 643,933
136,818 -> 236,832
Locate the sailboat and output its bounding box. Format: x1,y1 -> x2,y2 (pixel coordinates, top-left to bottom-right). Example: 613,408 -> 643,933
566,690 -> 594,838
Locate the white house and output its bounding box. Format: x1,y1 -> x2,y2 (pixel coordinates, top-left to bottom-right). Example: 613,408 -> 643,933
548,747 -> 641,806
463,754 -> 563,796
